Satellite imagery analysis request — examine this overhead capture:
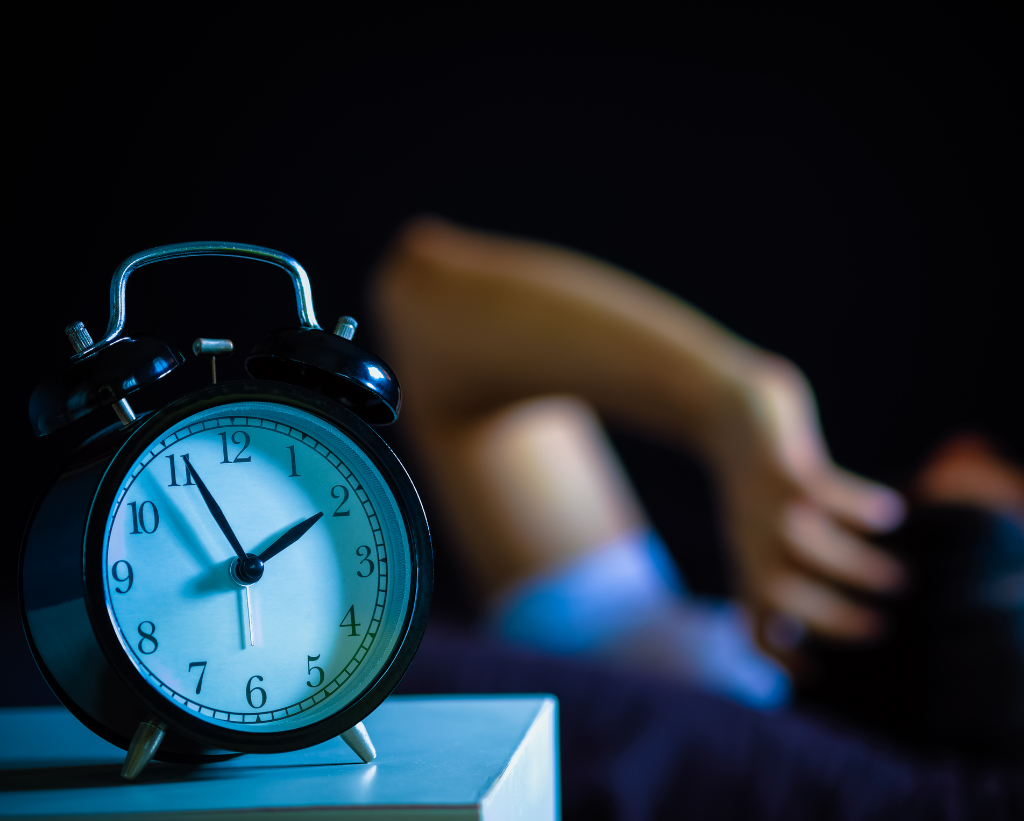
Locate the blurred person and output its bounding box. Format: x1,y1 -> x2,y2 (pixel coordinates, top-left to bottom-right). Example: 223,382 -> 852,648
371,218 -> 1024,819
370,216 -> 908,706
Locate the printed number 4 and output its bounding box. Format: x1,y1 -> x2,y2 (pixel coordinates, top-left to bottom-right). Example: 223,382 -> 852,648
340,605 -> 361,636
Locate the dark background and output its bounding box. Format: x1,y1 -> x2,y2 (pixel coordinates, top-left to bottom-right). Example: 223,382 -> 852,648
2,4 -> 1019,703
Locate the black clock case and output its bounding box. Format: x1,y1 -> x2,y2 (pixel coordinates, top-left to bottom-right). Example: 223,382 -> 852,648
19,380 -> 432,762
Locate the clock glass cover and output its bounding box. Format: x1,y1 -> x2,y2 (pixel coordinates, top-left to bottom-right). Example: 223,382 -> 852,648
101,401 -> 413,732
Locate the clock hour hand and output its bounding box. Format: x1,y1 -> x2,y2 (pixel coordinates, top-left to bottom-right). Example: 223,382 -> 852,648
259,512 -> 324,563
181,455 -> 247,563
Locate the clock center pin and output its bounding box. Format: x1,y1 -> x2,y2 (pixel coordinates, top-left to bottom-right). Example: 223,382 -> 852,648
229,553 -> 265,585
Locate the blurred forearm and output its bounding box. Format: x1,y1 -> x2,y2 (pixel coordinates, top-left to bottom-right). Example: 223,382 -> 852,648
370,217 -> 771,463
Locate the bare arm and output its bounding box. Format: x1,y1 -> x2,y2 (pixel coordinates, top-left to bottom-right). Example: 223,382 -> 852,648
372,217 -> 760,456
370,217 -> 905,657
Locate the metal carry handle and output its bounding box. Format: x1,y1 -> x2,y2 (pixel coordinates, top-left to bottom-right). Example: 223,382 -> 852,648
74,242 -> 322,359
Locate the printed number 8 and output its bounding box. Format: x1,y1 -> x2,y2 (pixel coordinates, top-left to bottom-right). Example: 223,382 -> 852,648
137,621 -> 158,654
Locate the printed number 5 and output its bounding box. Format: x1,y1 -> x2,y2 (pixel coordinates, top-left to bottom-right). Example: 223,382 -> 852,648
307,654 -> 325,688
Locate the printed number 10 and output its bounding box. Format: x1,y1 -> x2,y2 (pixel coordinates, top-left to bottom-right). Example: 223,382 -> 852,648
127,501 -> 159,534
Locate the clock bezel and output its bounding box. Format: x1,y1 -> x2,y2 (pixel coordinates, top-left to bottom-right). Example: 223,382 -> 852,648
81,380 -> 432,754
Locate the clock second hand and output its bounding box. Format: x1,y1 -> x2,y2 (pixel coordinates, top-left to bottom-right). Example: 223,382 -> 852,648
244,586 -> 255,647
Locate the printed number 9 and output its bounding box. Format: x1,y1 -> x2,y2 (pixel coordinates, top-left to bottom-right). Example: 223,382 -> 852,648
111,560 -> 133,593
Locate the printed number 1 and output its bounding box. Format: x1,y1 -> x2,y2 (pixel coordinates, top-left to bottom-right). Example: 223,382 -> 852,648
286,445 -> 300,477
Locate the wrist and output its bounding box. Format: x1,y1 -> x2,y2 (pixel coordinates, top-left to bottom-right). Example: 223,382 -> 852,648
695,352 -> 800,482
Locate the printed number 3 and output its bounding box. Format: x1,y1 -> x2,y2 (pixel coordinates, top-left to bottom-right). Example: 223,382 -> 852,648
356,545 -> 374,577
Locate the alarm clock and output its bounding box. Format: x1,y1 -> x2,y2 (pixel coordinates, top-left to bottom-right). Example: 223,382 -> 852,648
19,242 -> 432,780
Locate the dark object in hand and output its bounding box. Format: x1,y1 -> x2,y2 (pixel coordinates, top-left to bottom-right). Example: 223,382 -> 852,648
800,505 -> 1024,761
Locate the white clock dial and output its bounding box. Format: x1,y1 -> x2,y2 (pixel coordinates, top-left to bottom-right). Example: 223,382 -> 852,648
101,401 -> 412,732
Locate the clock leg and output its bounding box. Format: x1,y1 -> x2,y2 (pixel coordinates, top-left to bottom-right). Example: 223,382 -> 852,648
340,721 -> 376,763
121,720 -> 167,780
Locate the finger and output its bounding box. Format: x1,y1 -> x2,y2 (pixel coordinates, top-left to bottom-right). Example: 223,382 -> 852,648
764,570 -> 885,641
783,503 -> 906,593
810,467 -> 905,533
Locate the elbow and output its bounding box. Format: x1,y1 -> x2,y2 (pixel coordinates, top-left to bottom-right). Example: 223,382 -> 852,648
368,216 -> 471,393
369,216 -> 457,320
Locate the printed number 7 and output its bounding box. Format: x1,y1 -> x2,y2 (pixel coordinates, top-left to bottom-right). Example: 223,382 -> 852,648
189,661 -> 208,695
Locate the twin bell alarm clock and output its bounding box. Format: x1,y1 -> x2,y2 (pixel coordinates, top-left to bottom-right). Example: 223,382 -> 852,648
20,242 -> 432,779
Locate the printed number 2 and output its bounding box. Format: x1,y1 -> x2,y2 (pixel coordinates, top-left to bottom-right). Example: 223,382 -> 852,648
331,485 -> 350,516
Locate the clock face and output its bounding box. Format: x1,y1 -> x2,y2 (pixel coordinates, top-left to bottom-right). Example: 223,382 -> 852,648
100,400 -> 413,733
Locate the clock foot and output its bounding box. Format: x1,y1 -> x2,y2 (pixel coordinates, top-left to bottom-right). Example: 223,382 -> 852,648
340,721 -> 376,763
121,720 -> 166,780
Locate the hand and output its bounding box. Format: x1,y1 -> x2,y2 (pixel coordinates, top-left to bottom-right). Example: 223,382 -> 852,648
182,455 -> 247,563
258,512 -> 324,563
712,358 -> 906,669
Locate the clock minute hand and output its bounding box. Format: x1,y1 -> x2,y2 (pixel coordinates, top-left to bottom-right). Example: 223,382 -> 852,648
259,512 -> 324,563
181,456 -> 247,563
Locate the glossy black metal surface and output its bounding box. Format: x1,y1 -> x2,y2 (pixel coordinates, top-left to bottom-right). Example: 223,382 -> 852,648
28,337 -> 182,436
246,328 -> 401,425
19,418 -> 235,762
